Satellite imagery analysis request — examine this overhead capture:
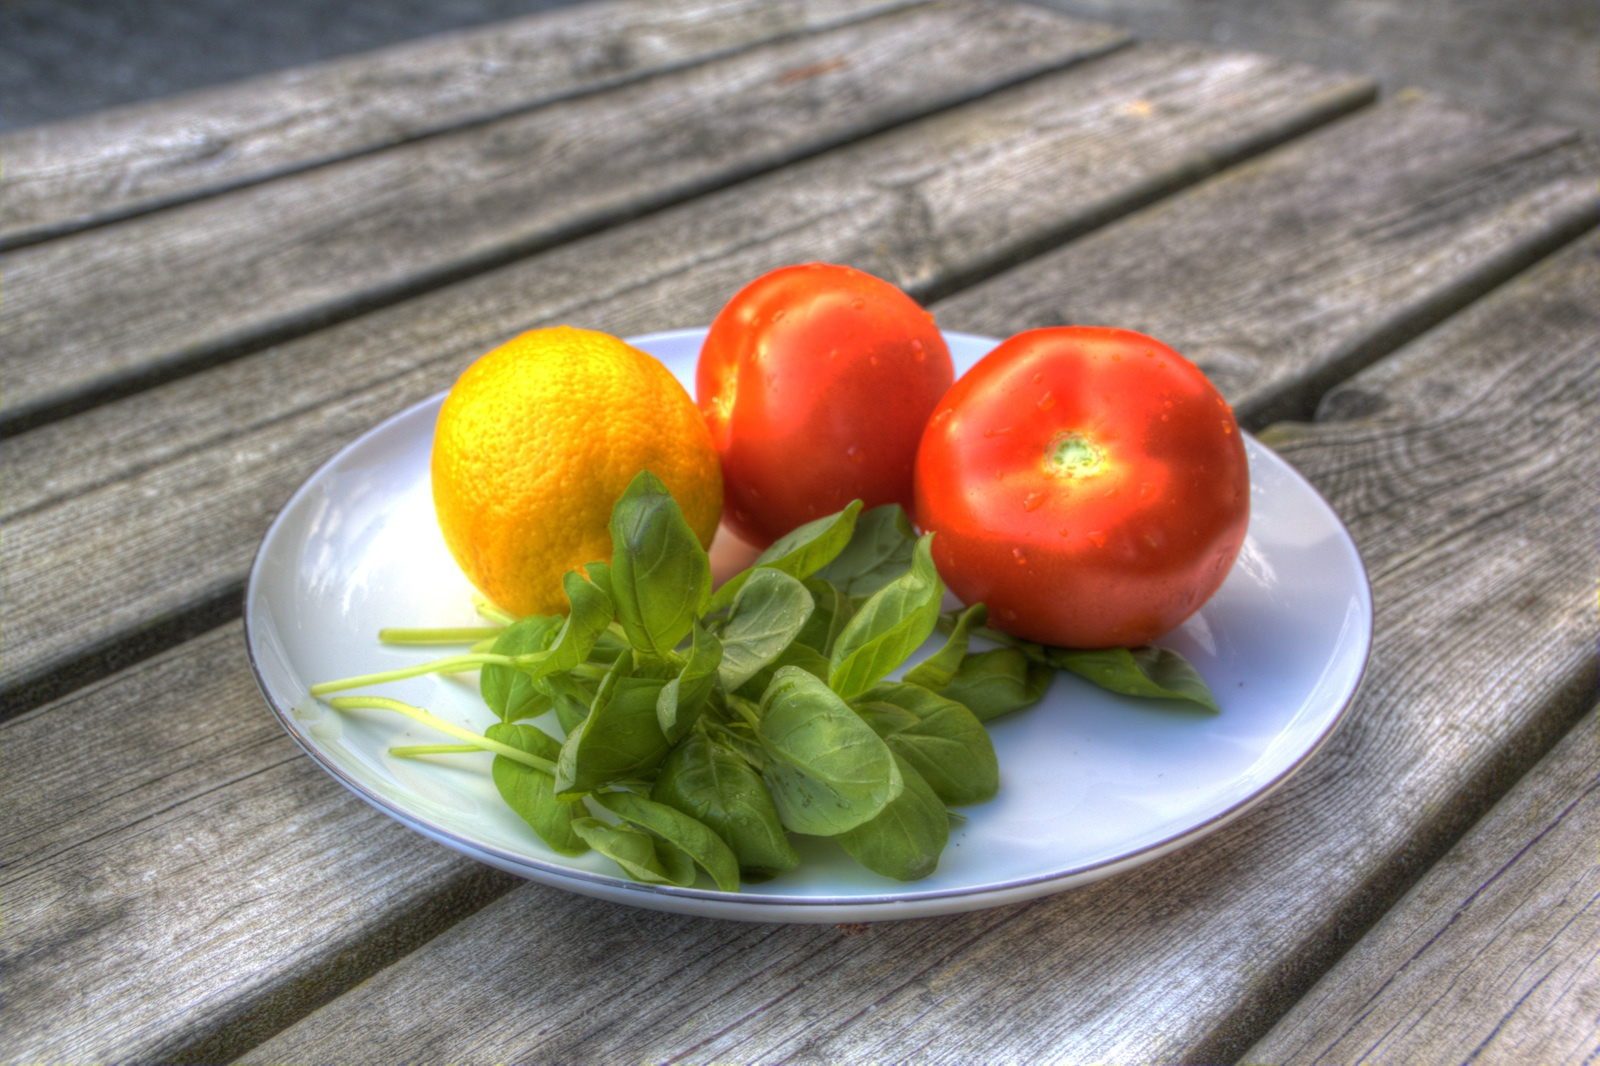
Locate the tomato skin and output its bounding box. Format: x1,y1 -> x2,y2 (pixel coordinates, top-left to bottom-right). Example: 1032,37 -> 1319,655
914,327 -> 1249,649
697,263 -> 953,548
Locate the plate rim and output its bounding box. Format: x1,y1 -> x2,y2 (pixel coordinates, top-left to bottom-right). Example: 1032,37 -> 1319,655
244,328 -> 1373,920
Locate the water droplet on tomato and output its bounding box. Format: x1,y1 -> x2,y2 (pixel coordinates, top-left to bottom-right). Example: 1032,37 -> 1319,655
1160,414 -> 1169,422
1001,607 -> 1019,622
869,355 -> 879,367
829,348 -> 840,359
1087,531 -> 1107,548
772,309 -> 786,322
1036,391 -> 1056,411
1058,527 -> 1071,538
983,425 -> 1013,438
1031,373 -> 1043,385
1023,491 -> 1046,512
911,339 -> 926,362
1012,548 -> 1027,565
846,445 -> 865,464
1139,482 -> 1156,499
852,298 -> 866,311
1222,421 -> 1233,434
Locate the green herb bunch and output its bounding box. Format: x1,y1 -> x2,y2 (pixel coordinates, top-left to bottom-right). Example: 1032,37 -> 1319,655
313,472 -> 1217,891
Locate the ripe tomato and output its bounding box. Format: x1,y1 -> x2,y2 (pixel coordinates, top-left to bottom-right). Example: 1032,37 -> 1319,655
914,327 -> 1249,648
697,263 -> 953,548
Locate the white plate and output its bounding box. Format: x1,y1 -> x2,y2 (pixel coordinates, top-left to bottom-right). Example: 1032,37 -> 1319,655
245,329 -> 1371,923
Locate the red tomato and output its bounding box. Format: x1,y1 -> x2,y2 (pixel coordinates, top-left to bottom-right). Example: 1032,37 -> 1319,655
914,327 -> 1249,648
697,263 -> 953,548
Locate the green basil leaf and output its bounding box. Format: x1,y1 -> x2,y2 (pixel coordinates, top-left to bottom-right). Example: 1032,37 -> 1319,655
485,723 -> 587,856
586,626 -> 630,666
652,732 -> 799,878
836,754 -> 948,882
570,817 -> 694,887
815,503 -> 917,598
480,614 -> 562,722
931,648 -> 1052,723
717,568 -> 815,691
656,622 -> 723,742
609,470 -> 712,658
709,500 -> 863,610
855,682 -> 998,806
555,655 -> 671,794
733,640 -> 831,703
595,791 -> 740,892
537,569 -> 617,674
794,577 -> 856,657
757,667 -> 902,837
481,570 -> 613,720
828,535 -> 944,702
973,626 -> 1219,713
581,560 -> 614,604
542,673 -> 595,735
1051,645 -> 1221,713
903,604 -> 987,691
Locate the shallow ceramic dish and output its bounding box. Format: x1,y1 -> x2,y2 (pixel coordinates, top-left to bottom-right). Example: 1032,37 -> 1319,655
245,329 -> 1371,923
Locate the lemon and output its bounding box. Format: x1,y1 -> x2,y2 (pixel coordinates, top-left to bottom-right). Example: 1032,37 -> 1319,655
431,326 -> 721,617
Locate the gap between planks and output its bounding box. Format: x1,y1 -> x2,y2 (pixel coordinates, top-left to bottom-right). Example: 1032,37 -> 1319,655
1244,708 -> 1600,1064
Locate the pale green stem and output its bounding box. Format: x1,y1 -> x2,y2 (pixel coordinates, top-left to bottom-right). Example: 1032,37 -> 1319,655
310,652 -> 519,696
328,696 -> 557,774
389,743 -> 481,758
473,593 -> 518,627
380,627 -> 504,645
725,694 -> 762,730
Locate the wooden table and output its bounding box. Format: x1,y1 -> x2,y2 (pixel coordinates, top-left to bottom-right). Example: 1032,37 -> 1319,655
4,2 -> 1595,1061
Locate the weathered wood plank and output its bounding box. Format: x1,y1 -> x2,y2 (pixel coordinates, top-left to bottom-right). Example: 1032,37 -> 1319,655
0,0 -> 1124,430
235,230 -> 1600,1066
0,625 -> 519,1065
0,43 -> 1371,713
2,42 -> 1366,524
1034,0 -> 1600,134
1245,709 -> 1600,1065
934,90 -> 1599,426
0,0 -> 909,249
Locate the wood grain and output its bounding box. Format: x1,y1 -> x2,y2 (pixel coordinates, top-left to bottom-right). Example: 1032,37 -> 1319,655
0,43 -> 1371,713
236,210 -> 1600,1065
2,42 -> 1366,523
0,625 -> 518,1065
933,90 -> 1600,427
0,0 -> 1123,429
1245,709 -> 1600,1065
1033,0 -> 1600,134
0,0 -> 908,248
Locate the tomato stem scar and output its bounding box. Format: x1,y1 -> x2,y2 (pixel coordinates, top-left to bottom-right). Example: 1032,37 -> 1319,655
1047,433 -> 1105,477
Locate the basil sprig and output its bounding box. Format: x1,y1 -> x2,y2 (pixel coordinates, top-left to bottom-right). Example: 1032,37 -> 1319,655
318,473 -> 1221,891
